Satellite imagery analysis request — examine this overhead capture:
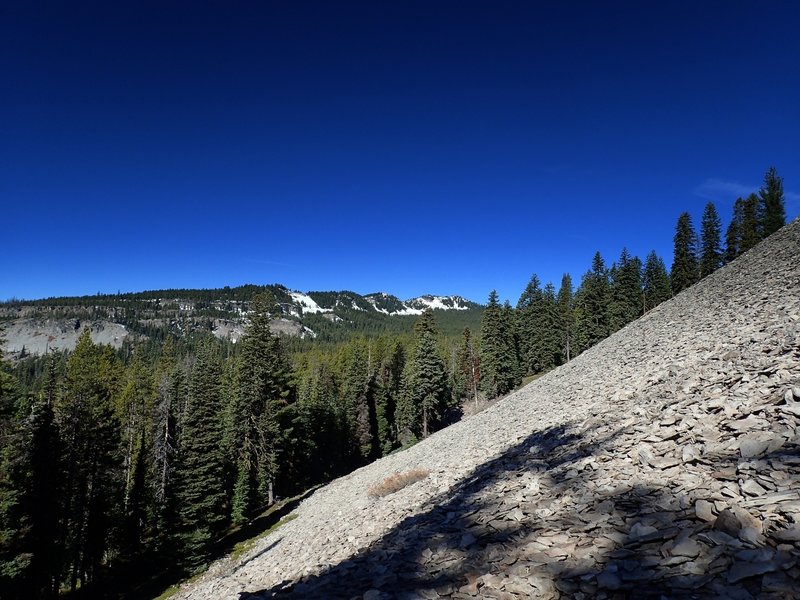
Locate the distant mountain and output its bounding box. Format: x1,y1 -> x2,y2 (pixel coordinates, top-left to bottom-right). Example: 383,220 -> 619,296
365,293 -> 479,316
0,285 -> 484,356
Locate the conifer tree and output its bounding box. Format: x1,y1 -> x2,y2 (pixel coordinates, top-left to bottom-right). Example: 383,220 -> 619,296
699,202 -> 723,278
22,375 -> 63,596
151,342 -> 184,558
229,293 -> 289,524
740,194 -> 761,253
557,274 -> 575,363
295,359 -> 348,484
0,354 -> 32,598
516,277 -> 560,374
339,339 -> 378,463
455,327 -> 480,407
175,338 -> 227,569
759,166 -> 786,237
479,291 -> 520,399
401,310 -> 449,439
56,329 -> 121,592
374,342 -> 404,455
575,252 -> 611,352
642,251 -> 672,311
502,299 -> 520,373
515,275 -> 543,375
609,248 -> 643,331
670,212 -> 699,294
725,197 -> 744,262
352,367 -> 380,463
534,283 -> 561,371
116,353 -> 154,528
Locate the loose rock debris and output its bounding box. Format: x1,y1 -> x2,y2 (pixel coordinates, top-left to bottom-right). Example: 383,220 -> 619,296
177,220 -> 800,599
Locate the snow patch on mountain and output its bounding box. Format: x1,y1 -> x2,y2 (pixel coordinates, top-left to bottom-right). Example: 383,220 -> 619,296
364,293 -> 477,316
407,295 -> 472,312
289,292 -> 331,314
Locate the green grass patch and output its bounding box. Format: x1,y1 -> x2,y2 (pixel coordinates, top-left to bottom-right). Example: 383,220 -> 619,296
230,513 -> 298,561
153,572 -> 203,600
521,372 -> 546,387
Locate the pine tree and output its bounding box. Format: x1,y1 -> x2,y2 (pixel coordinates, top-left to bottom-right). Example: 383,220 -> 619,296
609,248 -> 643,331
115,352 -> 154,552
151,344 -> 184,559
175,338 -> 227,569
295,359 -> 348,484
740,194 -> 761,253
374,342 -> 404,455
479,291 -> 520,399
0,355 -> 32,598
400,310 -> 449,439
535,283 -> 561,371
515,275 -> 543,375
699,202 -> 723,278
338,339 -> 378,464
759,166 -> 786,237
455,327 -> 480,407
670,212 -> 699,294
575,252 -> 611,352
642,251 -> 672,311
725,197 -> 744,262
229,293 -> 290,524
557,274 -> 575,363
56,329 -> 121,592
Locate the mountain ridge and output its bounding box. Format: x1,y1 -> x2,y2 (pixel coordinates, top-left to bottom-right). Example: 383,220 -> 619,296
0,285 -> 484,356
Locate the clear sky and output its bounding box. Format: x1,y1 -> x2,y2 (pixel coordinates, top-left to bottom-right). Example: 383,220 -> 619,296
2,1 -> 799,304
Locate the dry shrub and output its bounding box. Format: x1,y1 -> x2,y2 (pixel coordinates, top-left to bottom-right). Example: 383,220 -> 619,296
368,468 -> 430,498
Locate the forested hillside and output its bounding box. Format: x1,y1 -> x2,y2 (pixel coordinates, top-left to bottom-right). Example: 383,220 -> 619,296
0,168 -> 789,598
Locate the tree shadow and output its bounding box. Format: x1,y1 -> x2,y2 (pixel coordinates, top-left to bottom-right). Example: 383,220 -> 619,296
239,415 -> 800,599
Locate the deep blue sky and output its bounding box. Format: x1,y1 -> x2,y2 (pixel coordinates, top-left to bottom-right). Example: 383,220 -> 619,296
2,1 -> 799,304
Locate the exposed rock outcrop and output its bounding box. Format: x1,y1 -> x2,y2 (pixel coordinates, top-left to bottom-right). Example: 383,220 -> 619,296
176,219 -> 800,599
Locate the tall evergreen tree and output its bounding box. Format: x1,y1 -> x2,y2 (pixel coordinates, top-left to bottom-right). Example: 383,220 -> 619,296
175,338 -> 227,569
455,327 -> 480,407
56,329 -> 121,592
609,248 -> 643,331
725,197 -> 744,262
575,252 -> 611,352
533,283 -> 561,371
479,291 -> 520,399
699,202 -> 723,278
515,275 -> 543,375
557,274 -> 574,363
0,353 -> 33,598
740,194 -> 761,253
759,166 -> 786,237
642,251 -> 672,311
399,310 -> 449,439
151,343 -> 184,559
115,352 -> 155,553
295,359 -> 348,485
23,369 -> 63,597
229,293 -> 290,524
670,212 -> 699,294
374,342 -> 404,455
339,339 -> 378,464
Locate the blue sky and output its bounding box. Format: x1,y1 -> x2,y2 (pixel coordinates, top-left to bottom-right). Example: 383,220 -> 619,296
2,1 -> 799,304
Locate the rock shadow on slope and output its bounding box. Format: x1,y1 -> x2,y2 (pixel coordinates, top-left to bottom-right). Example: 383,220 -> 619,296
241,407 -> 800,599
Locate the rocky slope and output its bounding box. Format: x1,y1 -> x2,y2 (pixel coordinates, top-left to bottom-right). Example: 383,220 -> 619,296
175,220 -> 800,600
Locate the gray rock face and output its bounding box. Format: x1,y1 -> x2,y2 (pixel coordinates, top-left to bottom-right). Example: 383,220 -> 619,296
175,219 -> 800,598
